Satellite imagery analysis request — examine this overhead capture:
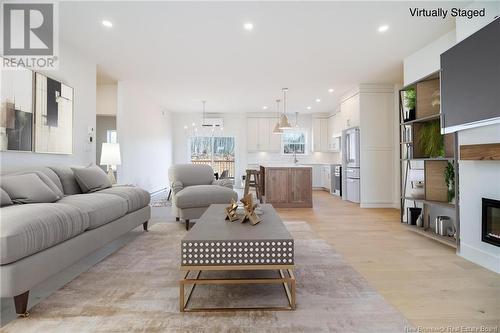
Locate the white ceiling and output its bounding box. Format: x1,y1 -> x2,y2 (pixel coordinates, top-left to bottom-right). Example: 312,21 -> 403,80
60,1 -> 459,114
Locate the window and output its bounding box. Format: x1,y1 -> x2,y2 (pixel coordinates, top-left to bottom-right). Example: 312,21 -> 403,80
106,130 -> 117,143
282,129 -> 306,155
190,136 -> 235,178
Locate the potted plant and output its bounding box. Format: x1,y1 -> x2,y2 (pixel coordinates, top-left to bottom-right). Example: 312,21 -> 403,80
444,162 -> 455,204
403,88 -> 416,122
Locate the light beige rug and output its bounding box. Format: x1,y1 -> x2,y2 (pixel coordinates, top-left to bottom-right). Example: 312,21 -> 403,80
1,222 -> 409,333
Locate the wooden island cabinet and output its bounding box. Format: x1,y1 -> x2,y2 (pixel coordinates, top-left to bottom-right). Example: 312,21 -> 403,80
260,165 -> 313,208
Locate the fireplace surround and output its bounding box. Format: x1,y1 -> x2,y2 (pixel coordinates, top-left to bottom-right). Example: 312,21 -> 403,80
482,198 -> 500,247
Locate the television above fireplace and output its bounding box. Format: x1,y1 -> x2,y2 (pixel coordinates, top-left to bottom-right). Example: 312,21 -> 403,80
482,198 -> 500,247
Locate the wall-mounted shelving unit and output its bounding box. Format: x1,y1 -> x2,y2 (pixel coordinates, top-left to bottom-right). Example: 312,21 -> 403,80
399,71 -> 459,249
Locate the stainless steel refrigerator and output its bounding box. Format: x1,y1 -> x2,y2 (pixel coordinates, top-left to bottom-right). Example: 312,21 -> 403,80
343,127 -> 360,203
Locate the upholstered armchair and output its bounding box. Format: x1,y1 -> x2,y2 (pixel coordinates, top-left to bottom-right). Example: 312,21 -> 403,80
168,164 -> 238,230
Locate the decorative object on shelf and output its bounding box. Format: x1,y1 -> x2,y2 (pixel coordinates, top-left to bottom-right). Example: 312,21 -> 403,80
100,142 -> 121,184
431,89 -> 440,108
34,73 -> 74,154
0,67 -> 34,152
278,88 -> 292,129
408,207 -> 422,226
224,198 -> 239,222
408,168 -> 424,198
240,193 -> 261,225
444,162 -> 455,204
272,99 -> 283,134
418,119 -> 444,157
402,88 -> 416,122
434,216 -> 452,236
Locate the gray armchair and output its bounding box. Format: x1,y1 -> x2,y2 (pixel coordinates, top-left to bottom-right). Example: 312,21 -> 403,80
168,164 -> 237,230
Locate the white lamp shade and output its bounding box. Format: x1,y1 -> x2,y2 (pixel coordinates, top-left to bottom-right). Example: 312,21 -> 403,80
100,143 -> 121,166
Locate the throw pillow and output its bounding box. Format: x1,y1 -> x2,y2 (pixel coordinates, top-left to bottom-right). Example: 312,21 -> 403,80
0,188 -> 13,207
71,164 -> 112,193
1,173 -> 60,204
49,166 -> 83,195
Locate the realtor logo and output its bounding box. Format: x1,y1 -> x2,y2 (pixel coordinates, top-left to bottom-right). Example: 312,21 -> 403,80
1,1 -> 58,69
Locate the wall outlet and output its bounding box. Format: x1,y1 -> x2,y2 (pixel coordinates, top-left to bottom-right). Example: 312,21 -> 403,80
85,126 -> 95,152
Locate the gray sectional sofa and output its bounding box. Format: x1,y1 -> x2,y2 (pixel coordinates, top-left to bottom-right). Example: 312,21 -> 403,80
0,166 -> 150,316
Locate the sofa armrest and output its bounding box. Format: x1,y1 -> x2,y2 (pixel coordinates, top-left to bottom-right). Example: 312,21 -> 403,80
212,179 -> 233,189
171,180 -> 184,194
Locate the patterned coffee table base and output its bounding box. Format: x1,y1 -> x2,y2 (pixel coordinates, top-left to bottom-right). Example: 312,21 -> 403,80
179,265 -> 296,312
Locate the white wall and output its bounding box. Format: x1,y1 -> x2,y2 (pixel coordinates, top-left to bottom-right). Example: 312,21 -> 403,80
172,112 -> 338,187
458,124 -> 500,273
96,84 -> 117,116
403,30 -> 456,86
0,41 -> 97,169
455,2 -> 500,273
116,81 -> 172,193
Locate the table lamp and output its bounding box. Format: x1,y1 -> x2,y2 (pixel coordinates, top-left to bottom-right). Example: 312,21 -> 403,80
100,143 -> 121,184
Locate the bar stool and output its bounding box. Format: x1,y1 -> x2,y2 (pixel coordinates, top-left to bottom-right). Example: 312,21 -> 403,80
244,169 -> 262,203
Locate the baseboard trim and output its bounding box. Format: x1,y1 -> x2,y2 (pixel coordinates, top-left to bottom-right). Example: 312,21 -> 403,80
360,203 -> 395,208
458,243 -> 500,274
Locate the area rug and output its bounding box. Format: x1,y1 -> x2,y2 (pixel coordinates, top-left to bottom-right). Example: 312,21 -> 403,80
150,192 -> 171,207
1,222 -> 409,333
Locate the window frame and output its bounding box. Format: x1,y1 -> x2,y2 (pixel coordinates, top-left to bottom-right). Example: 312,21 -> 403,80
281,128 -> 308,156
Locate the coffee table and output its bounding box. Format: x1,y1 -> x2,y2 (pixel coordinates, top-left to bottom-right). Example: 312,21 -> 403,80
179,204 -> 296,312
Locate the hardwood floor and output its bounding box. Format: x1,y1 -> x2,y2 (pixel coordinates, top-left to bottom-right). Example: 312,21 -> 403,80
276,191 -> 500,330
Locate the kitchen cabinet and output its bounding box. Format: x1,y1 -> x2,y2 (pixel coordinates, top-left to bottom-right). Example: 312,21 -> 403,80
321,165 -> 331,190
327,113 -> 341,152
312,118 -> 329,152
247,117 -> 280,152
340,94 -> 360,129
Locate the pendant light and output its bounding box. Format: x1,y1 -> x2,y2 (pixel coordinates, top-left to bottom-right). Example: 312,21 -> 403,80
294,111 -> 299,128
278,88 -> 292,129
272,99 -> 283,134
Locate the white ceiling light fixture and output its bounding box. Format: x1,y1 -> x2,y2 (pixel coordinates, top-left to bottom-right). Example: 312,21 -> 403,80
243,22 -> 254,31
262,106 -> 268,110
378,24 -> 389,33
279,88 -> 292,129
315,98 -> 321,103
272,99 -> 283,135
328,88 -> 334,93
306,106 -> 312,110
102,20 -> 113,28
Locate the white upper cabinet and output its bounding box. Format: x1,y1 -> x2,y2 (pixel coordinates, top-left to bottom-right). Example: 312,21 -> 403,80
340,94 -> 360,129
312,118 -> 329,152
247,117 -> 280,152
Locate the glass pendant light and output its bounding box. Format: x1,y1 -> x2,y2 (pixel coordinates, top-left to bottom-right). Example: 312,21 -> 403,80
273,99 -> 283,134
278,88 -> 292,129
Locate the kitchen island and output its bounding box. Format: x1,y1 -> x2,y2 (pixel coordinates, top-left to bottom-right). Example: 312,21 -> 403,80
260,165 -> 313,208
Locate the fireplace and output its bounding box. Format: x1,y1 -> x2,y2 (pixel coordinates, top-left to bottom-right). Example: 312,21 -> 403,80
482,198 -> 500,247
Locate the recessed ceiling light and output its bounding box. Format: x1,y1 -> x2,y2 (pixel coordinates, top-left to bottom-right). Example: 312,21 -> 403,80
315,98 -> 321,103
243,22 -> 254,31
306,106 -> 312,110
262,106 -> 268,110
102,20 -> 113,28
328,88 -> 334,93
378,24 -> 389,33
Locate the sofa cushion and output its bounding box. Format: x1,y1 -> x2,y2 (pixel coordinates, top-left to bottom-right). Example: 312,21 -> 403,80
57,193 -> 128,229
49,166 -> 82,195
1,173 -> 61,204
0,203 -> 90,264
98,186 -> 150,213
71,164 -> 112,193
1,188 -> 13,207
175,185 -> 238,209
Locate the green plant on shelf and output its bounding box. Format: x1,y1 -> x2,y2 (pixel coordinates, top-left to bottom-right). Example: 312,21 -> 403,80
444,162 -> 455,203
418,119 -> 444,157
404,88 -> 416,110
